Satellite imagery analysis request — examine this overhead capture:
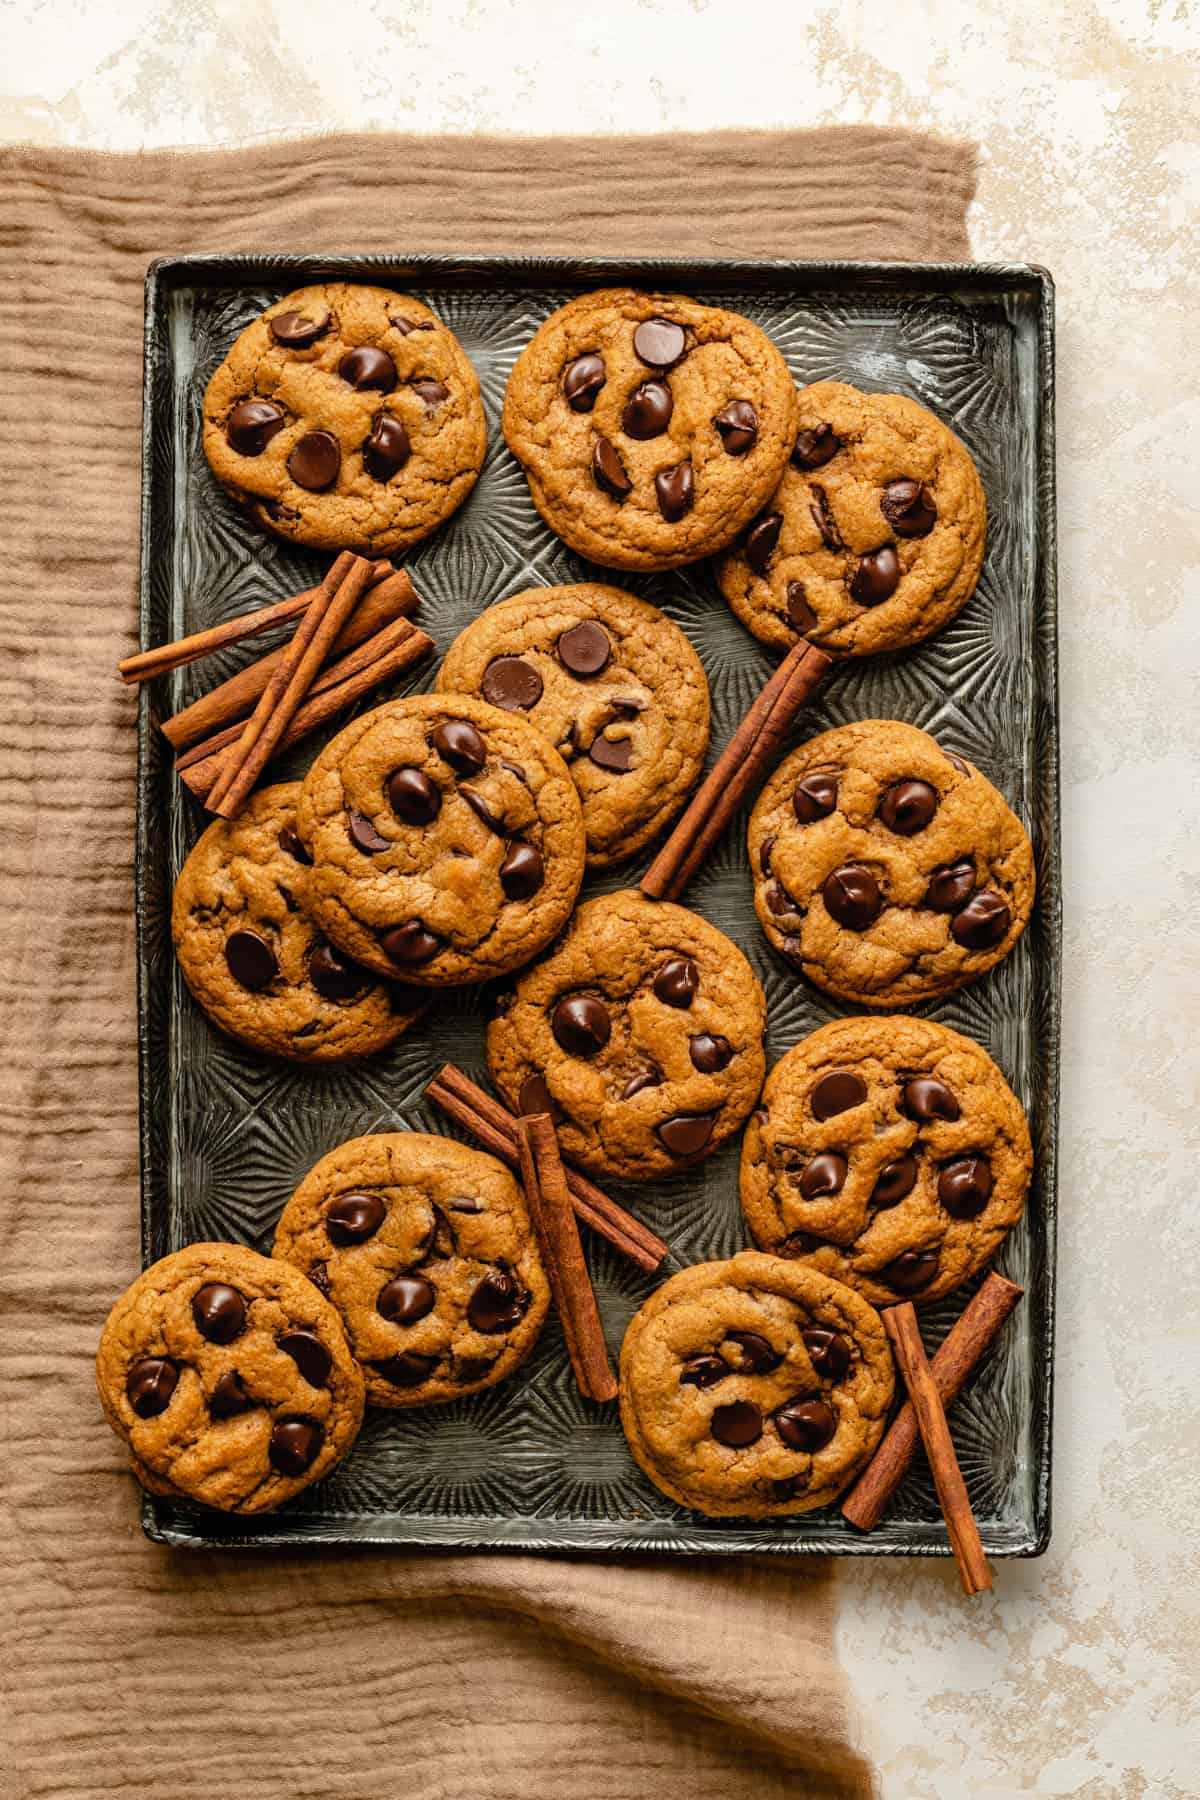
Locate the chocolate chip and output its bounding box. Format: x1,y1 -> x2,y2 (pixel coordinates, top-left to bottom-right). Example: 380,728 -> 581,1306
482,656 -> 544,711
500,842 -> 544,900
771,1477 -> 801,1502
881,479 -> 937,537
270,309 -> 329,348
278,885 -> 299,913
653,956 -> 699,1009
710,1400 -> 762,1448
808,484 -> 843,551
925,858 -> 976,913
126,1357 -> 179,1419
802,1329 -> 851,1382
269,1417 -> 324,1476
621,1071 -> 660,1099
431,718 -> 487,774
411,379 -> 450,412
680,1354 -> 727,1389
882,1251 -> 939,1293
339,346 -> 397,392
277,826 -> 311,864
712,400 -> 758,455
552,995 -> 611,1057
811,1070 -> 867,1119
288,430 -> 340,491
938,1156 -> 994,1219
655,460 -> 694,522
468,1269 -> 529,1334
191,1283 -> 246,1345
787,582 -> 817,633
449,1196 -> 484,1215
759,835 -> 777,875
454,1354 -> 497,1383
390,316 -> 435,335
363,414 -> 411,480
633,317 -> 686,370
725,1331 -> 780,1374
309,940 -> 369,1001
225,930 -> 277,992
374,1351 -> 438,1387
945,753 -> 970,775
209,1370 -> 255,1418
792,424 -> 840,470
902,1077 -> 961,1123
349,811 -> 392,853
689,1033 -> 733,1073
797,1152 -> 848,1198
763,880 -> 795,918
873,1155 -> 918,1208
793,773 -> 838,823
460,788 -> 503,833
744,512 -> 782,575
308,1262 -> 331,1296
388,768 -> 442,826
380,921 -> 443,964
589,736 -> 633,773
784,1230 -> 828,1255
822,864 -> 882,930
279,1329 -> 332,1387
593,436 -> 632,498
879,779 -> 938,836
226,398 -> 285,456
327,1192 -> 386,1245
518,1073 -> 556,1119
557,620 -> 611,676
656,1112 -> 716,1157
378,1274 -> 436,1325
951,892 -> 1011,949
563,353 -> 606,411
622,379 -> 673,439
850,545 -> 900,605
775,1398 -> 836,1452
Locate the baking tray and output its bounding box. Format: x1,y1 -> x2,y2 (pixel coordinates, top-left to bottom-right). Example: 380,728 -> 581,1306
136,255 -> 1058,1554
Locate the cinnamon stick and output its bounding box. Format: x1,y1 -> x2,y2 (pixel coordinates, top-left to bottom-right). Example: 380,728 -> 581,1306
882,1303 -> 993,1596
516,1114 -> 618,1402
841,1274 -> 1023,1532
161,568 -> 417,750
425,1065 -> 668,1273
205,554 -> 375,817
117,551 -> 390,684
641,639 -> 832,903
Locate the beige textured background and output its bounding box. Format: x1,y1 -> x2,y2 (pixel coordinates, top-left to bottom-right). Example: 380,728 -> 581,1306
4,3 -> 1198,1796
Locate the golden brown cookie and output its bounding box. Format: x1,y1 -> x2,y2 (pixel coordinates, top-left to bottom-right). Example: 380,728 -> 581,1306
436,584 -> 710,866
717,381 -> 986,655
502,289 -> 798,571
95,1243 -> 365,1513
748,720 -> 1035,1007
619,1252 -> 893,1517
740,1017 -> 1032,1308
171,782 -> 425,1062
487,889 -> 766,1181
296,695 -> 586,986
272,1132 -> 550,1409
202,283 -> 486,554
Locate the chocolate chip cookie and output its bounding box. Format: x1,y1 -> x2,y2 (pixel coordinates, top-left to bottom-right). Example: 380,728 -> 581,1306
171,782 -> 425,1061
203,283 -> 486,555
740,1017 -> 1032,1308
296,695 -> 586,986
717,381 -> 986,656
272,1132 -> 550,1408
748,720 -> 1035,1007
502,289 -> 799,571
436,584 -> 710,866
487,889 -> 767,1181
96,1243 -> 365,1513
619,1252 -> 893,1517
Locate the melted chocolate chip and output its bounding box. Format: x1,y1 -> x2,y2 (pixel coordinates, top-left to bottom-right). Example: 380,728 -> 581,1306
633,317 -> 686,370
878,779 -> 938,836
587,734 -> 632,774
689,1033 -> 733,1073
873,1155 -> 918,1208
797,1152 -> 848,1199
380,921 -> 443,965
288,430 -> 341,491
801,1329 -> 851,1382
518,1073 -> 556,1119
348,811 -> 392,853
902,1077 -> 961,1123
793,773 -> 838,823
925,858 -> 976,913
209,1370 -> 255,1418
460,787 -> 503,833
279,1329 -> 332,1387
557,620 -> 611,676
811,1070 -> 867,1119
308,940 -> 370,1001
593,437 -> 632,498
226,398 -> 285,456
882,1250 -> 939,1294
339,346 -> 397,392
775,1398 -> 836,1452
759,835 -> 777,875
374,1351 -> 438,1387
792,424 -> 840,470
744,511 -> 782,575
327,1192 -> 386,1245
378,1274 -> 437,1326
363,414 -> 411,480
938,1156 -> 994,1219
822,864 -> 882,930
388,768 -> 442,826
269,1417 -> 324,1475
784,1230 -> 828,1255
481,656 -> 544,711
787,582 -> 818,634
808,483 -> 843,551
468,1269 -> 529,1334
951,892 -> 1011,950
657,1112 -> 716,1157
225,930 -> 277,992
191,1283 -> 246,1345
500,842 -> 544,900
850,545 -> 900,605
680,1354 -> 727,1389
655,460 -> 694,522
653,957 -> 699,1009
563,353 -> 606,412
621,1070 -> 660,1099
270,309 -> 329,348
277,826 -> 311,864
126,1357 -> 179,1419
448,1196 -> 484,1215
431,718 -> 487,773
725,1331 -> 781,1374
881,479 -> 937,537
945,752 -> 970,775
411,379 -> 450,412
712,399 -> 758,455
763,880 -> 796,917
552,995 -> 611,1057
308,1262 -> 331,1296
711,1400 -> 762,1447
389,316 -> 435,336
622,379 -> 673,439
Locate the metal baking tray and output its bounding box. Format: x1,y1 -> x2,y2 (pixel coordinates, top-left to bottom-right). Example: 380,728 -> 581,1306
137,254 -> 1057,1554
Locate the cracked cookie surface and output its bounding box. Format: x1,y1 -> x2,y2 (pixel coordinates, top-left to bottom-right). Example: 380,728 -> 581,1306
503,288 -> 798,571
487,889 -> 766,1181
272,1132 -> 550,1409
96,1243 -> 365,1513
717,380 -> 986,656
171,782 -> 425,1061
748,720 -> 1035,1007
203,283 -> 486,555
297,695 -> 586,986
740,1017 -> 1032,1308
619,1251 -> 893,1517
436,583 -> 710,866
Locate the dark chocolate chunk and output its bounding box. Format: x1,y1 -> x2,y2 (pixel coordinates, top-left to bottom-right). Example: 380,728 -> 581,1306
431,718 -> 487,773
821,864 -> 882,930
872,1155 -> 918,1208
633,316 -> 686,370
793,773 -> 838,823
938,1156 -> 994,1219
552,995 -> 611,1057
377,1274 -> 437,1326
209,1370 -> 255,1418
126,1357 -> 179,1419
308,940 -> 369,1002
557,620 -> 611,676
482,655 -> 544,712
380,920 -> 443,965
763,880 -> 796,917
656,1112 -> 716,1157
724,1331 -> 781,1374
712,400 -> 758,455
925,858 -> 976,913
801,1329 -> 851,1382
226,398 -> 285,456
881,479 -> 937,537
797,1151 -> 848,1199
411,379 -> 450,412
901,1077 -> 961,1123
680,1354 -> 727,1389
881,1250 -> 939,1293
563,353 -> 606,412
792,423 -> 840,470
787,582 -> 818,633
191,1283 -> 246,1345
339,346 -> 397,391
878,779 -> 938,836
460,788 -> 503,833
327,1192 -> 386,1245
277,826 -> 311,864
268,1417 -> 324,1475
468,1269 -> 529,1334
278,1329 -> 332,1387
621,1071 -> 660,1099
390,315 -> 435,336
808,483 -> 843,551
499,842 -> 544,900
593,437 -> 632,498
225,929 -> 277,992
363,413 -> 410,480
388,767 -> 442,825
850,545 -> 900,605
744,511 -> 782,575
653,957 -> 699,1009
622,379 -> 673,439
588,735 -> 633,772
811,1070 -> 867,1119
374,1351 -> 438,1387
348,811 -> 392,853
270,309 -> 329,348
518,1073 -> 556,1119
711,1400 -> 762,1447
287,430 -> 340,491
655,460 -> 694,522
951,892 -> 1011,950
775,1397 -> 836,1452
689,1033 -> 733,1073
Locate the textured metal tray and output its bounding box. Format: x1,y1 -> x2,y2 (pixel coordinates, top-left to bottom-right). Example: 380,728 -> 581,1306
137,254 -> 1058,1555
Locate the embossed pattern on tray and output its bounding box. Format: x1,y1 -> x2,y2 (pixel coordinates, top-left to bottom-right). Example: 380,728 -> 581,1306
137,257 -> 1058,1554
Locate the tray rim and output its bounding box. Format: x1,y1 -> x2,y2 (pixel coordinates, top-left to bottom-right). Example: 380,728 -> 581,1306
135,251 -> 1059,1556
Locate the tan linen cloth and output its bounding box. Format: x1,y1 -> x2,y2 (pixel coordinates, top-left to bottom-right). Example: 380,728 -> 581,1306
0,128 -> 973,1800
